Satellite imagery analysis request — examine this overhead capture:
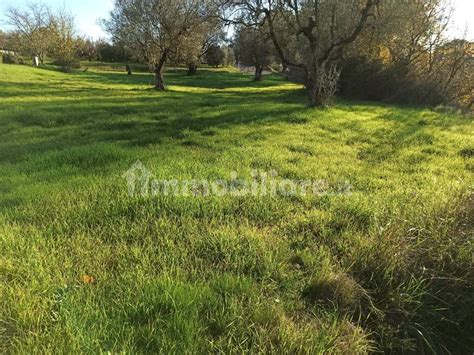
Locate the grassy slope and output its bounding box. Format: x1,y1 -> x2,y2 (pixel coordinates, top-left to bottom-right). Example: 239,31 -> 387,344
0,64 -> 472,353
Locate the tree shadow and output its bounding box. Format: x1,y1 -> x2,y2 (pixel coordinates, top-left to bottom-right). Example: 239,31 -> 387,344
80,67 -> 290,90
0,68 -> 307,181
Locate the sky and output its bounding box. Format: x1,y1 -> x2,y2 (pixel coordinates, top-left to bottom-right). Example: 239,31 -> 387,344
0,0 -> 472,41
0,0 -> 114,40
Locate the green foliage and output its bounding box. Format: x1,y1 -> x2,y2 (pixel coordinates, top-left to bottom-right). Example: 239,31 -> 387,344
0,64 -> 472,353
338,55 -> 472,109
205,45 -> 225,67
1,53 -> 19,64
96,41 -> 131,63
234,27 -> 273,69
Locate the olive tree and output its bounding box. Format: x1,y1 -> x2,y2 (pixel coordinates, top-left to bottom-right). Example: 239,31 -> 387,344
49,10 -> 78,71
228,0 -> 380,107
105,0 -> 220,89
235,26 -> 273,81
175,25 -> 224,75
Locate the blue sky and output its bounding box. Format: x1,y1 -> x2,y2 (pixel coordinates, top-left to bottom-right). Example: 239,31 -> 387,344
0,0 -> 472,40
0,0 -> 114,40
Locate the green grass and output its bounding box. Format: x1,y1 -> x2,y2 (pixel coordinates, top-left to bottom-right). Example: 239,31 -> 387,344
0,63 -> 473,353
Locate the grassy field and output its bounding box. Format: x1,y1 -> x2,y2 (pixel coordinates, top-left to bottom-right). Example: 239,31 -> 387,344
0,63 -> 473,353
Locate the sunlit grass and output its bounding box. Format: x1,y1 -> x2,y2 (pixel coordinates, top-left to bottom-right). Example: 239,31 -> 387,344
0,63 -> 473,353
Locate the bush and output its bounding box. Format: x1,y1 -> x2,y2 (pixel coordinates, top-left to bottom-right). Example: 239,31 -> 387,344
205,45 -> 225,67
96,42 -> 131,63
338,57 -> 387,101
338,55 -> 471,110
2,53 -> 19,64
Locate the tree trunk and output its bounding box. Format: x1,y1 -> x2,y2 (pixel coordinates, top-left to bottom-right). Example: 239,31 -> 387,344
307,83 -> 323,107
187,63 -> 197,75
253,65 -> 263,81
154,64 -> 165,90
306,70 -> 323,107
153,52 -> 168,90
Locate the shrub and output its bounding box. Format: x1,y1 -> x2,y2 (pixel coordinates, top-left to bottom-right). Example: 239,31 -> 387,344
205,45 -> 225,67
338,55 -> 472,111
96,42 -> 131,63
316,64 -> 341,108
2,53 -> 18,64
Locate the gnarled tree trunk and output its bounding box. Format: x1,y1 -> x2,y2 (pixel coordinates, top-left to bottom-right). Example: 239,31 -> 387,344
154,64 -> 165,90
261,0 -> 379,108
154,52 -> 167,90
188,63 -> 197,75
306,65 -> 322,107
306,64 -> 341,107
253,65 -> 263,81
307,79 -> 323,107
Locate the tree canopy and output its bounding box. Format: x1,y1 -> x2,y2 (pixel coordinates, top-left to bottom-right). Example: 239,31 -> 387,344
105,0 -> 221,89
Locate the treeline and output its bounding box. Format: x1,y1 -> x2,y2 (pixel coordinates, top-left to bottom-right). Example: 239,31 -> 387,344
0,29 -> 233,69
1,0 -> 472,111
1,3 -> 79,71
0,2 -> 234,73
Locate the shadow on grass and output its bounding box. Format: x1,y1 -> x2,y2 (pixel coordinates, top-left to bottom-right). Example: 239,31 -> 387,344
0,68 -> 306,173
81,68 -> 289,90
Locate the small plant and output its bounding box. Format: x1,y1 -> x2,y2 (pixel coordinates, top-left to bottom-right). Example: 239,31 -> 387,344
316,64 -> 341,108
